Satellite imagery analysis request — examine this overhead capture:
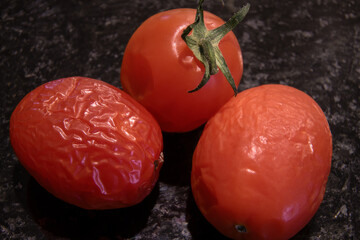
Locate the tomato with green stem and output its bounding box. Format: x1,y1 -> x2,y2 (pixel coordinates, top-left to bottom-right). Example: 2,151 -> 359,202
121,0 -> 250,132
191,84 -> 332,240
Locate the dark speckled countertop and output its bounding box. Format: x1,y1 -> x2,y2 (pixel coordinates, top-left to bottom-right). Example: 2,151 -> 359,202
1,0 -> 359,239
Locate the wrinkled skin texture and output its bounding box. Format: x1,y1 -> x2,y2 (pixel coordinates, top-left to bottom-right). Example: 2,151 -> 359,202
120,8 -> 243,132
191,84 -> 332,240
10,77 -> 163,209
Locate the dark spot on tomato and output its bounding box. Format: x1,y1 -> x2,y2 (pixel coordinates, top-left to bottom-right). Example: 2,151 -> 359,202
234,224 -> 247,233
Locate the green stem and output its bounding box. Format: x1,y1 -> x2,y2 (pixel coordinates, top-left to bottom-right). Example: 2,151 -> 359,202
182,0 -> 250,95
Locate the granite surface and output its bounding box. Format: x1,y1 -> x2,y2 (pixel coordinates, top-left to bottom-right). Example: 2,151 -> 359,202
1,0 -> 359,239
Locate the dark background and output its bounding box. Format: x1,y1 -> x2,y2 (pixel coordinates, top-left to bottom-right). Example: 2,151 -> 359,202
1,0 -> 359,239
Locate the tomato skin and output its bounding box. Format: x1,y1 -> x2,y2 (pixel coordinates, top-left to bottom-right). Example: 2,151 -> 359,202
10,77 -> 163,209
120,8 -> 243,132
191,84 -> 332,240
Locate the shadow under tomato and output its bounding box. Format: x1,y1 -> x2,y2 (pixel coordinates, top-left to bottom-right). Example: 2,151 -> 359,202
20,170 -> 159,239
186,188 -> 230,240
159,125 -> 204,186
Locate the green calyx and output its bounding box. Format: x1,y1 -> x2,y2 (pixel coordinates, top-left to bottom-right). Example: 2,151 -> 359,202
181,0 -> 250,95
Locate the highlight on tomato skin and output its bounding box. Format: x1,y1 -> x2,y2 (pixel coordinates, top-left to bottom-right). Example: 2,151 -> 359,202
9,77 -> 164,210
191,84 -> 332,240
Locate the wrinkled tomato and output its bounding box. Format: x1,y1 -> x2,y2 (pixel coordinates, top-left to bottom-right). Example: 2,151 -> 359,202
10,77 -> 163,209
120,8 -> 243,132
191,84 -> 332,240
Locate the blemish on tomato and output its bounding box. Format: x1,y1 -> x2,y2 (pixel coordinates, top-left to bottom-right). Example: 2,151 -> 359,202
234,224 -> 247,233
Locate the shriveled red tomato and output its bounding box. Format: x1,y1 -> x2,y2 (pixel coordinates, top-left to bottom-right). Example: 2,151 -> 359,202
120,3 -> 249,132
10,77 -> 163,209
191,84 -> 332,240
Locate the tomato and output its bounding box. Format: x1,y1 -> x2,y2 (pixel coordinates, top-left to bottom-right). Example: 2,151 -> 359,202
120,7 -> 244,132
10,77 -> 163,209
191,84 -> 332,240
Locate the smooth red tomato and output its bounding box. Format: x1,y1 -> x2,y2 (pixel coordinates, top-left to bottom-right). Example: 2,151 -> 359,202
191,84 -> 332,240
120,8 -> 243,132
10,77 -> 163,209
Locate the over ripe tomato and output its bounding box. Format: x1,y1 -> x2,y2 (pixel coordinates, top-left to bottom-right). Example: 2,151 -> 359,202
120,8 -> 244,132
10,77 -> 163,209
191,84 -> 332,240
